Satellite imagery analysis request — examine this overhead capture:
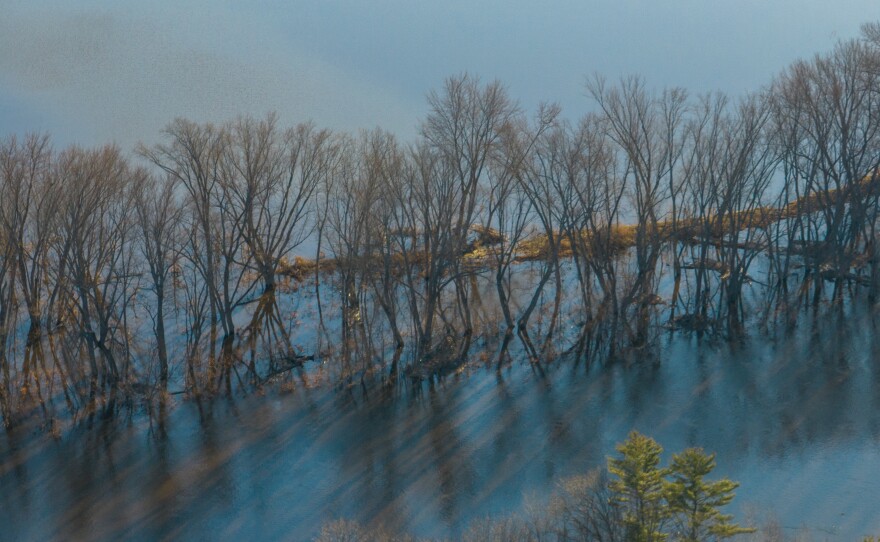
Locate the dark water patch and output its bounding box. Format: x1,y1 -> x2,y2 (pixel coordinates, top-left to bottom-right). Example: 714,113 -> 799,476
2,313 -> 880,540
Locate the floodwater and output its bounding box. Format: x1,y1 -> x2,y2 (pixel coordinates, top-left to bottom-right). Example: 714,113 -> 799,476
2,310 -> 880,541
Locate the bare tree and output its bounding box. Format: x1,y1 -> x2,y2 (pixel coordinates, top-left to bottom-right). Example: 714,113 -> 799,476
482,105 -> 558,364
410,74 -> 518,363
226,114 -> 330,294
0,135 -> 53,422
588,76 -> 688,345
134,172 -> 182,388
772,38 -> 880,305
712,95 -> 777,333
325,134 -> 371,362
224,114 -> 338,380
550,115 -> 625,358
360,130 -> 407,359
56,146 -> 138,391
140,120 -> 228,386
863,21 -> 880,47
678,93 -> 727,329
390,144 -> 450,364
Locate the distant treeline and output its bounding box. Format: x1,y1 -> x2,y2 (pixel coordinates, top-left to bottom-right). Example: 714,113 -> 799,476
2,23 -> 880,428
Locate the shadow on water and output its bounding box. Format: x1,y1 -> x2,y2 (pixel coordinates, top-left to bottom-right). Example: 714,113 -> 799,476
2,307 -> 880,540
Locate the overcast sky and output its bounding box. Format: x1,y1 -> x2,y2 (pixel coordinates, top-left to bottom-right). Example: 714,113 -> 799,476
2,1 -> 880,150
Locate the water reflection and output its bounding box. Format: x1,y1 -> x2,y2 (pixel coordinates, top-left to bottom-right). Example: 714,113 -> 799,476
2,311 -> 880,540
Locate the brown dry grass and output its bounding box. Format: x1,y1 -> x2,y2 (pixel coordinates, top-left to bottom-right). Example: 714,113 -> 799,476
279,174 -> 880,282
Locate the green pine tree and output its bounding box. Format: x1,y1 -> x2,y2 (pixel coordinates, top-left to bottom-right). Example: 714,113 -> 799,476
665,447 -> 755,541
608,431 -> 671,542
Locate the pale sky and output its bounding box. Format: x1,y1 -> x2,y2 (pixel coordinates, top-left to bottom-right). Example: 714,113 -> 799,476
2,1 -> 880,150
